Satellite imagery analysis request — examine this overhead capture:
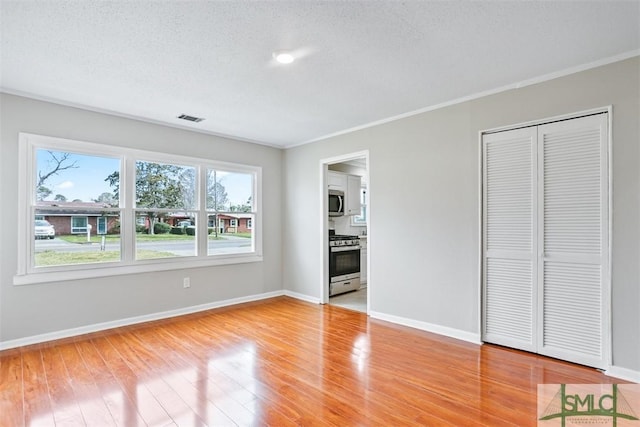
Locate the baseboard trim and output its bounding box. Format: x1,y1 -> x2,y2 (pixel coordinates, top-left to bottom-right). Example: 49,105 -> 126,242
605,366 -> 640,383
0,290 -> 285,351
369,310 -> 482,345
283,290 -> 321,304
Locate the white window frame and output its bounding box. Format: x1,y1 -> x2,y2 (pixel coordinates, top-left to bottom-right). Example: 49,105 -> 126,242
71,216 -> 89,234
15,133 -> 263,285
351,186 -> 367,226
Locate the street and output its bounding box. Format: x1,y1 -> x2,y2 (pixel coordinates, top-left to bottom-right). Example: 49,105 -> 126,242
35,235 -> 252,256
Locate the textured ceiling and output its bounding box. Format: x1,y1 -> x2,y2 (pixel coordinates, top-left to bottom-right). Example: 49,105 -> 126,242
1,1 -> 639,148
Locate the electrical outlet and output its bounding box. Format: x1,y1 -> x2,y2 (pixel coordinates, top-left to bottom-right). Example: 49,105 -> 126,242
183,277 -> 191,288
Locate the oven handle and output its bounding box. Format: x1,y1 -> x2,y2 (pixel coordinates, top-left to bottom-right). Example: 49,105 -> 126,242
330,246 -> 361,252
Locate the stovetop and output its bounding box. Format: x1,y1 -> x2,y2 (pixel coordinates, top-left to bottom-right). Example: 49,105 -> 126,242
328,230 -> 358,240
329,231 -> 360,247
329,234 -> 358,240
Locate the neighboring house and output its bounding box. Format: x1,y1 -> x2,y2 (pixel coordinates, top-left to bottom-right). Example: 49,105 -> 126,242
35,201 -> 119,235
135,212 -> 253,234
216,213 -> 252,234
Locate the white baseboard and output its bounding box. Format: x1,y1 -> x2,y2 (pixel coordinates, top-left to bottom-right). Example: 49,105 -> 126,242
605,365 -> 640,383
0,290 -> 285,351
283,290 -> 321,304
369,310 -> 482,345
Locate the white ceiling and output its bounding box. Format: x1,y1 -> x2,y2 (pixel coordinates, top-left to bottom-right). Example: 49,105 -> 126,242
1,1 -> 638,148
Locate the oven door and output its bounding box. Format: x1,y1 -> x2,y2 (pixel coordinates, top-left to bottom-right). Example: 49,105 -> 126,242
329,245 -> 360,280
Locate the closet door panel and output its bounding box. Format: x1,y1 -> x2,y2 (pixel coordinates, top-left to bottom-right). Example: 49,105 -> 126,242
483,128 -> 537,351
538,114 -> 608,368
543,262 -> 602,357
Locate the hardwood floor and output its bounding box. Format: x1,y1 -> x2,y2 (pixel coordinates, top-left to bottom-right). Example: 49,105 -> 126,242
0,296 -> 625,426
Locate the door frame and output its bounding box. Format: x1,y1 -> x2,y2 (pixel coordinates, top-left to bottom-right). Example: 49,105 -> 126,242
319,150 -> 370,309
478,106 -> 612,369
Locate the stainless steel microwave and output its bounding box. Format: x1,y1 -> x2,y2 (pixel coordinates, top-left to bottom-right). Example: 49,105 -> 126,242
328,189 -> 344,216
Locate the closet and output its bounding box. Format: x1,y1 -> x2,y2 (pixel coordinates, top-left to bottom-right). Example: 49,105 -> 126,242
482,112 -> 609,369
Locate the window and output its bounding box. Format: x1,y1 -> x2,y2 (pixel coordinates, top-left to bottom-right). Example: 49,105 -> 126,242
97,217 -> 108,235
71,216 -> 88,233
351,187 -> 367,226
134,160 -> 197,260
247,218 -> 252,229
32,149 -> 122,267
206,169 -> 255,255
17,133 -> 262,284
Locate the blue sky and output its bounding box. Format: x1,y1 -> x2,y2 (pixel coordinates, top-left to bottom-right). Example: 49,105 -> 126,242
36,149 -> 118,202
36,149 -> 252,206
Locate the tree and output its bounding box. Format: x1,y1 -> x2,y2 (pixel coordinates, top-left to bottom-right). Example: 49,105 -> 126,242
207,171 -> 228,210
230,196 -> 252,212
179,168 -> 197,209
106,162 -> 191,234
36,185 -> 52,201
105,171 -> 120,199
94,192 -> 117,206
207,171 -> 229,238
54,194 -> 67,202
37,151 -> 78,188
35,151 -> 78,201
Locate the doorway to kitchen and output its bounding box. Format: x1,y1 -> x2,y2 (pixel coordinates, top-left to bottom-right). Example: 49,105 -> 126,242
320,151 -> 369,313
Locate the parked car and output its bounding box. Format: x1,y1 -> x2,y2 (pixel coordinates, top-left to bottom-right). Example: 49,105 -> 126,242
34,220 -> 55,239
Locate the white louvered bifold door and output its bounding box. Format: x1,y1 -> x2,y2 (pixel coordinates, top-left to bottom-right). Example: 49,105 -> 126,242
537,114 -> 608,369
482,127 -> 537,352
482,113 -> 609,369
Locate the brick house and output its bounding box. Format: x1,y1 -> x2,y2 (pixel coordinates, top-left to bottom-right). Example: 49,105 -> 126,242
215,213 -> 252,234
36,201 -> 119,235
135,212 -> 253,234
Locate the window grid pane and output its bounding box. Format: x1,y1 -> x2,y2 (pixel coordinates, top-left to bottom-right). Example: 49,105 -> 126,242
33,210 -> 121,268
134,211 -> 198,260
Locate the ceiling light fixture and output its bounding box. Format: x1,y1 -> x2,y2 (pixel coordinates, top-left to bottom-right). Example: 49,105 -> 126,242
273,51 -> 295,64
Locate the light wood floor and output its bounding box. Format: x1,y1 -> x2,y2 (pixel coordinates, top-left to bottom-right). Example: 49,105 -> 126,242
0,296 -> 624,426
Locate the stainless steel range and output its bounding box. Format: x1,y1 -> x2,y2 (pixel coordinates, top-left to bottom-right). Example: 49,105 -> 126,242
329,232 -> 361,296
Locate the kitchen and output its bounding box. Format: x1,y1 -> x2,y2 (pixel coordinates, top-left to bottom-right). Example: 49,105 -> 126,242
326,157 -> 368,313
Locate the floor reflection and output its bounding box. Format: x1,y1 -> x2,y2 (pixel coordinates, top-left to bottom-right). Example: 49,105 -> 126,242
3,297 -> 623,426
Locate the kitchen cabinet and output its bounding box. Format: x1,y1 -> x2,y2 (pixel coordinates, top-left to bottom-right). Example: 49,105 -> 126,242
359,236 -> 367,284
346,174 -> 362,215
328,171 -> 346,191
327,171 -> 362,216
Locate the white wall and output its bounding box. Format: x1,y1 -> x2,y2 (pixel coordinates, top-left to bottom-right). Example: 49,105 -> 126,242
0,94 -> 283,344
283,57 -> 640,373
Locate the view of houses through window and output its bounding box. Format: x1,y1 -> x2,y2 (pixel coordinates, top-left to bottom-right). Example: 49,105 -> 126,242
31,142 -> 257,270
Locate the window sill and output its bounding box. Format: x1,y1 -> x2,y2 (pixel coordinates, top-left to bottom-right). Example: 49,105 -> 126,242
13,254 -> 263,286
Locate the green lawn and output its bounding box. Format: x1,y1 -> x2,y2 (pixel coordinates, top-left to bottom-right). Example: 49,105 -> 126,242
58,234 -> 197,244
233,232 -> 252,238
35,249 -> 176,266
58,233 -> 232,244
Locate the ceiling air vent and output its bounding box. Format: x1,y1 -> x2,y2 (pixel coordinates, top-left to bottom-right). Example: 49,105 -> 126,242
177,114 -> 205,123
